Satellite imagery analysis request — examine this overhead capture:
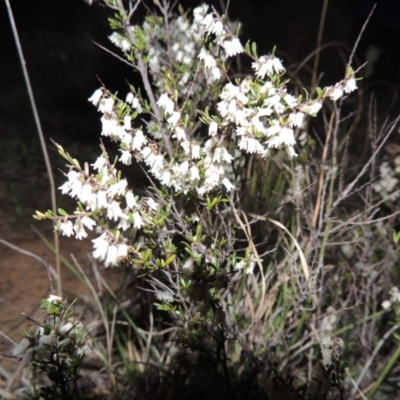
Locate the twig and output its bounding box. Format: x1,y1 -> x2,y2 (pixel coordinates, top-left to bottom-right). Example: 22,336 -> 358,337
4,0 -> 61,296
348,4 -> 376,67
0,239 -> 58,279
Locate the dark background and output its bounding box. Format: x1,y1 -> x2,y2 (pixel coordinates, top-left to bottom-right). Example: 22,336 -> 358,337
0,0 -> 399,221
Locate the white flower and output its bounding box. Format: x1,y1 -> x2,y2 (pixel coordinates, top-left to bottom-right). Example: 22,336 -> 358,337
329,87 -> 344,101
167,111 -> 181,127
126,92 -> 134,104
117,243 -> 128,260
299,101 -> 322,115
193,4 -> 209,22
132,130 -> 147,150
109,32 -> 131,51
191,143 -> 200,159
146,198 -> 158,211
81,216 -> 96,230
74,220 -> 88,240
221,37 -> 243,57
209,121 -> 218,137
133,212 -> 143,229
157,93 -> 175,115
190,165 -> 200,181
47,295 -> 63,304
107,201 -> 123,221
174,126 -> 186,141
80,183 -> 93,204
344,77 -> 357,93
88,88 -> 103,106
124,115 -> 132,130
92,156 -> 107,171
107,179 -> 128,197
200,14 -> 215,33
125,191 -> 137,209
120,150 -> 132,165
105,245 -> 118,267
284,94 -> 297,107
289,112 -> 305,128
101,115 -> 118,136
222,177 -> 235,191
92,233 -> 110,262
160,169 -> 172,186
381,300 -> 391,310
60,220 -> 74,237
97,190 -> 108,209
98,97 -> 114,114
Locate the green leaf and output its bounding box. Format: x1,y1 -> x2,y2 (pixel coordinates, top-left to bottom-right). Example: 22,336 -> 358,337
58,208 -> 68,217
251,42 -> 258,58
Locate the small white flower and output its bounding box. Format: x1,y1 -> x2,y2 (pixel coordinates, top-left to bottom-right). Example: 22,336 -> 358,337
81,216 -> 96,230
222,177 -> 235,191
190,165 -> 200,181
344,77 -> 357,93
107,179 -> 128,197
107,201 -> 123,221
88,88 -> 103,106
125,191 -> 137,209
105,245 -> 118,267
209,121 -> 218,137
133,212 -> 143,229
146,198 -> 158,211
157,93 -> 175,115
117,243 -> 128,260
60,220 -> 74,237
97,190 -> 108,209
80,183 -> 93,204
120,150 -> 132,165
221,37 -> 243,57
382,300 -> 391,310
160,169 -> 172,186
92,156 -> 107,171
98,97 -> 114,114
167,111 -> 181,127
124,115 -> 132,130
47,295 -> 63,304
74,220 -> 88,240
289,112 -> 305,128
329,87 -> 344,101
126,92 -> 134,104
191,143 -> 201,159
299,101 -> 322,115
92,233 -> 110,262
132,130 -> 147,150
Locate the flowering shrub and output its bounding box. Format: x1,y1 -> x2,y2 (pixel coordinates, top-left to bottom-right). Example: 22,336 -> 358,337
30,0 -> 363,397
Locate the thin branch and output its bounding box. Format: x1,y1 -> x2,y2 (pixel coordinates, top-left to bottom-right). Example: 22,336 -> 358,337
5,0 -> 61,296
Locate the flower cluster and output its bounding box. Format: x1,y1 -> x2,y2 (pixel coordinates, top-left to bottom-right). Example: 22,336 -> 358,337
373,158 -> 400,200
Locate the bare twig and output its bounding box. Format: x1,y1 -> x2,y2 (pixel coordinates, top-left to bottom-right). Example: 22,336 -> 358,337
5,0 -> 61,296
